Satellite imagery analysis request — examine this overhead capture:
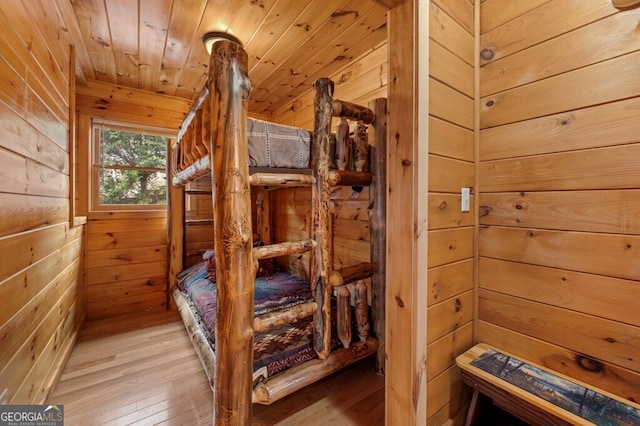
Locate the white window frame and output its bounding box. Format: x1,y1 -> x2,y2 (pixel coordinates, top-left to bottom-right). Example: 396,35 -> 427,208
90,119 -> 175,211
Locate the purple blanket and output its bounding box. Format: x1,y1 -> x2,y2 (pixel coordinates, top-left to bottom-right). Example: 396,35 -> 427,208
176,262 -> 316,379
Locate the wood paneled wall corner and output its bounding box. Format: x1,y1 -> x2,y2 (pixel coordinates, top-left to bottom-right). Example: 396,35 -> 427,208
424,0 -> 476,423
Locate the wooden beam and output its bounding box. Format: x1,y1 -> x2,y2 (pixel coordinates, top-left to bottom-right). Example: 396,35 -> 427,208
355,280 -> 370,342
209,40 -> 254,425
329,263 -> 375,287
255,189 -> 271,245
335,117 -> 350,170
328,170 -> 374,187
332,100 -> 376,124
252,338 -> 379,404
386,0 -> 428,423
253,239 -> 315,260
353,120 -> 369,172
310,77 -> 333,359
176,87 -> 209,142
253,302 -> 318,333
168,139 -> 185,310
173,287 -> 216,388
337,286 -> 352,348
369,97 -> 387,373
248,172 -> 315,188
171,155 -> 211,187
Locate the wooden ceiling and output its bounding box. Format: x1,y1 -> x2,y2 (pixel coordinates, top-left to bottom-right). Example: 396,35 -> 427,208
69,0 -> 388,117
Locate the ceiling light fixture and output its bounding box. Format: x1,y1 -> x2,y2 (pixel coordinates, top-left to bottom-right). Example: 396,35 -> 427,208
202,31 -> 242,54
610,0 -> 640,7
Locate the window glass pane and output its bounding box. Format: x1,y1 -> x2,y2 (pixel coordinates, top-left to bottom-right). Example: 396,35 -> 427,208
99,129 -> 167,168
98,168 -> 167,205
95,126 -> 169,207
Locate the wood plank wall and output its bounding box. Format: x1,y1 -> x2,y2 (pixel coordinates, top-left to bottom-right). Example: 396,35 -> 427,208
85,211 -> 170,319
272,188 -> 312,280
77,82 -> 190,320
267,186 -> 372,287
0,0 -> 84,404
272,41 -> 388,129
478,0 -> 640,403
426,0 -> 475,424
385,2 -> 424,423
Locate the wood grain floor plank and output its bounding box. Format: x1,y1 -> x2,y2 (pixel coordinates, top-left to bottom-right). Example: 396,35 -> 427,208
50,310 -> 384,425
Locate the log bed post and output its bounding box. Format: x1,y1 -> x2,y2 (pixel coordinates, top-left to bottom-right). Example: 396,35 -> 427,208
209,40 -> 254,425
369,97 -> 387,373
311,78 -> 333,359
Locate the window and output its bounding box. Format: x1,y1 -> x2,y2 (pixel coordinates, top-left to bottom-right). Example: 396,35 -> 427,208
92,121 -> 172,210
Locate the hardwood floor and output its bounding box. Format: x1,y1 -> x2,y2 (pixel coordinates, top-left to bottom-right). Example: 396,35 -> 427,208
49,310 -> 384,425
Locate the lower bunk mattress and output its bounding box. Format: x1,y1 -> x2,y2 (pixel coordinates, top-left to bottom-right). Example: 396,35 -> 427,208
176,262 -> 317,382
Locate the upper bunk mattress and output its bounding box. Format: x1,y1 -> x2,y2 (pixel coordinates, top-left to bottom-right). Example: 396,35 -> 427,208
247,118 -> 310,168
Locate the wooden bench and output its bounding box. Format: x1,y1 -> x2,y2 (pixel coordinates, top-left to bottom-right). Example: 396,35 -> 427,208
456,344 -> 640,426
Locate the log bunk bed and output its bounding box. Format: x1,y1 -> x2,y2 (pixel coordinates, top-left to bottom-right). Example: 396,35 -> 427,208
168,40 -> 387,424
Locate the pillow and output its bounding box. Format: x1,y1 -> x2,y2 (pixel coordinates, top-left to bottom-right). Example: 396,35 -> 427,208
253,240 -> 280,277
202,249 -> 216,282
202,246 -> 279,281
256,258 -> 279,277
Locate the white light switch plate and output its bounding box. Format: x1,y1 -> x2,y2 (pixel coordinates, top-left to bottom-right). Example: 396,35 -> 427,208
461,187 -> 470,212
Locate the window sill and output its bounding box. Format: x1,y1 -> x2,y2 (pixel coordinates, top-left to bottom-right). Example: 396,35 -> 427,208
71,216 -> 88,228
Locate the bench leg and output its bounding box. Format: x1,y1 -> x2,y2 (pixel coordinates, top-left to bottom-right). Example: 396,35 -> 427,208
464,388 -> 480,426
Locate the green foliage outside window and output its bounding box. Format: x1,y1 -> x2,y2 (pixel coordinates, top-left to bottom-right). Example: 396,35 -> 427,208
98,128 -> 168,205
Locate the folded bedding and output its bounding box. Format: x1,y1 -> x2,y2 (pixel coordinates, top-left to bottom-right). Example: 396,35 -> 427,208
247,118 -> 311,168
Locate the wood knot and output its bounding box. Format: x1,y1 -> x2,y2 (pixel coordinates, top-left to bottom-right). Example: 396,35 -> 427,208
480,48 -> 495,60
479,205 -> 491,217
515,204 -> 523,210
576,355 -> 603,372
439,201 -> 447,210
486,100 -> 495,107
402,159 -> 411,167
604,337 -> 616,343
394,295 -> 405,308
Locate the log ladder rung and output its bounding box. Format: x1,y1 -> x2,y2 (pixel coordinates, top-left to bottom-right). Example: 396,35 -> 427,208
329,262 -> 375,287
254,301 -> 318,333
328,170 -> 374,187
253,239 -> 316,261
249,172 -> 316,188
